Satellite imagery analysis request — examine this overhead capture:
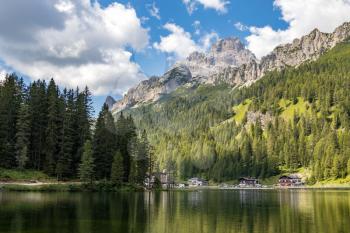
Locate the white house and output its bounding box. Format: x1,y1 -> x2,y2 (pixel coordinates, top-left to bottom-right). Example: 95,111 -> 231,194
188,177 -> 208,187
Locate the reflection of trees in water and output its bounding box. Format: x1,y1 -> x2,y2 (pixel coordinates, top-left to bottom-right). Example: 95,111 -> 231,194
0,191 -> 350,233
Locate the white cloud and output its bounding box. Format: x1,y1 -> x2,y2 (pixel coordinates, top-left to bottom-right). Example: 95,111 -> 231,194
154,23 -> 200,59
234,22 -> 248,31
0,0 -> 149,95
182,0 -> 229,14
147,2 -> 161,20
154,23 -> 218,61
200,32 -> 219,51
246,0 -> 350,59
0,68 -> 7,82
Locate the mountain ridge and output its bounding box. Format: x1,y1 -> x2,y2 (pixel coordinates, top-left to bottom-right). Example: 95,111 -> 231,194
109,22 -> 350,114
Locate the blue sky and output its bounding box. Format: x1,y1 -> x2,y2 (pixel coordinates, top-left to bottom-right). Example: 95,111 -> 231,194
1,0 -> 350,114
105,0 -> 287,77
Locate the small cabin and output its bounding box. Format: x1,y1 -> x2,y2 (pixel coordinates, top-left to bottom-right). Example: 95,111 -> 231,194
238,177 -> 259,187
278,175 -> 303,187
188,177 -> 208,187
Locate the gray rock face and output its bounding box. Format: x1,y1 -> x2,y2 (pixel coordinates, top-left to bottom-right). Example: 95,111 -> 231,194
105,96 -> 116,110
111,65 -> 192,113
110,22 -> 350,113
209,22 -> 350,87
177,37 -> 257,80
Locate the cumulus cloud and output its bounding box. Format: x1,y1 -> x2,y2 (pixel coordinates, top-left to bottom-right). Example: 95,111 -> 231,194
182,0 -> 229,14
154,23 -> 200,59
0,68 -> 7,82
246,0 -> 350,59
153,23 -> 219,62
154,23 -> 218,61
147,2 -> 161,20
0,0 -> 149,95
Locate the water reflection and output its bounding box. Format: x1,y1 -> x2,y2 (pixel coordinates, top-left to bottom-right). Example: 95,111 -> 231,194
0,190 -> 349,233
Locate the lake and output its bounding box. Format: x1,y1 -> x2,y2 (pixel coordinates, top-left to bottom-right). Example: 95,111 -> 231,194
0,189 -> 349,233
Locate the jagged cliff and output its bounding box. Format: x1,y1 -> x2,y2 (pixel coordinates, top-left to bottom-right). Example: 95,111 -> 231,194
110,22 -> 350,113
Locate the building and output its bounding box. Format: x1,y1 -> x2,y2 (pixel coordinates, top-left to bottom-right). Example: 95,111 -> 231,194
238,177 -> 260,187
145,170 -> 175,189
188,177 -> 208,187
278,174 -> 303,187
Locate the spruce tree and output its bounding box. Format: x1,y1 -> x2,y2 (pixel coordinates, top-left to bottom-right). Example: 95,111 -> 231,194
111,151 -> 124,185
93,104 -> 117,180
56,89 -> 75,180
28,80 -> 48,170
15,103 -> 31,169
44,79 -> 61,175
79,140 -> 95,184
0,74 -> 23,168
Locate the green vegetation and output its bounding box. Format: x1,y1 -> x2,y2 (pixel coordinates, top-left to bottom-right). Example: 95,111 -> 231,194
0,168 -> 51,181
125,42 -> 350,184
0,75 -> 152,190
232,99 -> 251,123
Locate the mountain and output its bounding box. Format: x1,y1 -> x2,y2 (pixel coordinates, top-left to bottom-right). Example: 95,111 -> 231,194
111,65 -> 192,112
177,37 -> 256,79
110,22 -> 350,114
105,96 -> 116,110
124,39 -> 350,182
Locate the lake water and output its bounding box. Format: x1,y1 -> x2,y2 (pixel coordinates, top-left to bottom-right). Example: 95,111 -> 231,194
0,189 -> 349,233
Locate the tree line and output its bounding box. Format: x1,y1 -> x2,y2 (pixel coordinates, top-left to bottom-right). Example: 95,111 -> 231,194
0,74 -> 151,185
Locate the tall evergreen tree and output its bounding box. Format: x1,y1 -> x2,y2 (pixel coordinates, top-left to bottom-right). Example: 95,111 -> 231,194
15,103 -> 30,169
79,140 -> 95,184
111,151 -> 124,185
44,79 -> 61,175
93,104 -> 117,180
56,89 -> 75,180
28,80 -> 48,170
0,74 -> 23,168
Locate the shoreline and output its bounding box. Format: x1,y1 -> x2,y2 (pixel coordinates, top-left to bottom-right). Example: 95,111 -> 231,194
1,181 -> 350,192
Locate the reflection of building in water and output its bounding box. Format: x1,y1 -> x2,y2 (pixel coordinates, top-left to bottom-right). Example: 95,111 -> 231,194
238,190 -> 265,205
278,190 -> 314,214
187,191 -> 204,207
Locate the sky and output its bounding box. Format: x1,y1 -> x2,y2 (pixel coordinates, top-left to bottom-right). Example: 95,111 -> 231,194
1,0 -> 350,113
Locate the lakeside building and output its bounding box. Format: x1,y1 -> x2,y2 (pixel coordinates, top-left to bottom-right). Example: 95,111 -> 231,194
188,177 -> 208,187
238,177 -> 260,187
145,170 -> 175,189
278,174 -> 303,187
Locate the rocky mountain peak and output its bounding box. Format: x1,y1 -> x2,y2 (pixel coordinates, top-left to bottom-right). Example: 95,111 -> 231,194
105,96 -> 116,110
177,37 -> 256,79
210,37 -> 245,53
110,65 -> 192,114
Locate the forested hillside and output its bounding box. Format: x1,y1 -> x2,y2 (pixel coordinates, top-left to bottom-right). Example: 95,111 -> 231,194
0,75 -> 151,185
125,41 -> 350,183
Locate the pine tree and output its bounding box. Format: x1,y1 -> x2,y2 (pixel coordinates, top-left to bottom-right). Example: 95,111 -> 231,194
111,151 -> 124,185
28,80 -> 48,170
56,89 -> 75,180
93,104 -> 117,180
79,140 -> 95,184
15,103 -> 31,169
0,74 -> 23,168
44,79 -> 61,175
